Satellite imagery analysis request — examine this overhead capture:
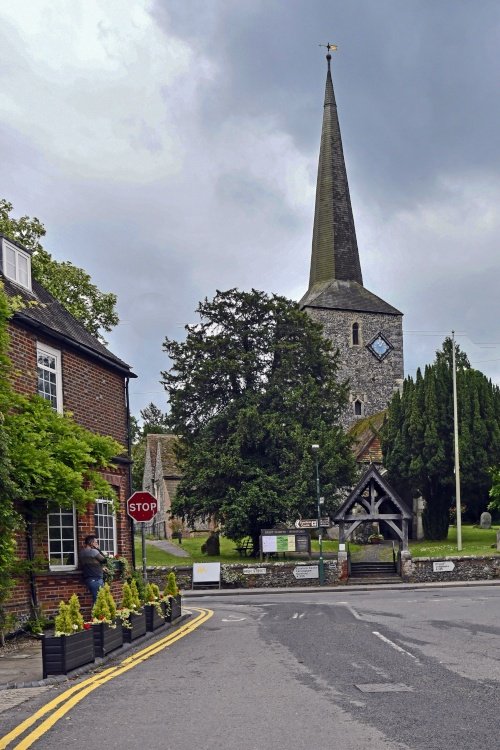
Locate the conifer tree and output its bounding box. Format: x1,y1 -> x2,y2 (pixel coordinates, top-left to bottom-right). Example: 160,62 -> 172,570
383,338 -> 500,539
54,602 -> 73,636
92,588 -> 111,622
121,582 -> 134,610
163,288 -> 355,552
103,583 -> 117,620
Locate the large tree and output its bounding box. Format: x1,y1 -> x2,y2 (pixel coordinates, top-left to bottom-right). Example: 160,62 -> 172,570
383,338 -> 500,539
0,199 -> 118,343
162,289 -> 355,551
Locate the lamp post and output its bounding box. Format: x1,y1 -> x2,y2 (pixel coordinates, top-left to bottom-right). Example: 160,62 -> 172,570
311,444 -> 325,585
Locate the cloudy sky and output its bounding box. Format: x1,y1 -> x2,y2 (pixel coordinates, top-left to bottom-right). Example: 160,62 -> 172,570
0,0 -> 499,417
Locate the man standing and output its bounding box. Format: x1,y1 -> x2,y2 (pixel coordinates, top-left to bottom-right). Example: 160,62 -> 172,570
80,535 -> 106,603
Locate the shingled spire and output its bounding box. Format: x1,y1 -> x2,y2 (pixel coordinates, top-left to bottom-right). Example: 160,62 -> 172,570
308,50 -> 362,288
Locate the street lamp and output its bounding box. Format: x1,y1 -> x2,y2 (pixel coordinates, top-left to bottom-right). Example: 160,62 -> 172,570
311,444 -> 325,585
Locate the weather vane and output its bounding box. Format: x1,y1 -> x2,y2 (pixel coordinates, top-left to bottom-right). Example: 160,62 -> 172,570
319,42 -> 338,54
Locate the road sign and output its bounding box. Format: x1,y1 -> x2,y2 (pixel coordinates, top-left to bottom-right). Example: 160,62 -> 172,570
294,518 -> 330,529
126,491 -> 158,522
293,565 -> 319,579
432,560 -> 455,573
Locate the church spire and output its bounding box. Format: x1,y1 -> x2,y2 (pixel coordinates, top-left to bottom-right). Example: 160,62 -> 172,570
308,49 -> 363,289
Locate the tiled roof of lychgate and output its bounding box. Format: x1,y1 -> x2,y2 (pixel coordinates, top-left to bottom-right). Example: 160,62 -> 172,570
2,263 -> 134,376
299,279 -> 402,316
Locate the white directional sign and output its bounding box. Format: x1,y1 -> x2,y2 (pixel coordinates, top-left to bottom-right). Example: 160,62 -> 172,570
293,565 -> 319,580
432,561 -> 455,572
294,519 -> 330,529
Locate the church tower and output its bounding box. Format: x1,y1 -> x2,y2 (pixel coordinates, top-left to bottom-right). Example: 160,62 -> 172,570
300,49 -> 404,427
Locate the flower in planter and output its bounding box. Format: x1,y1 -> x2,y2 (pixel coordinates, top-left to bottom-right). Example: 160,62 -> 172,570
144,582 -> 164,619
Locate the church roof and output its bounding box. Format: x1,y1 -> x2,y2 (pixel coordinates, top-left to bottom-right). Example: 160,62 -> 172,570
302,53 -> 401,318
299,279 -> 402,316
308,52 -> 362,288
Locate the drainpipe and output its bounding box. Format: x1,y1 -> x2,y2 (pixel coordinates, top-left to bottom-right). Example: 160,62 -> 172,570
25,513 -> 39,614
125,377 -> 136,569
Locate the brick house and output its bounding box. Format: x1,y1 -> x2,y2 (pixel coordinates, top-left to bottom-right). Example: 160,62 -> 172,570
1,233 -> 136,621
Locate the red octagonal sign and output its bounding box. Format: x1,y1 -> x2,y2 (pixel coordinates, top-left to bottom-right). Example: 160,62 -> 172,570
127,491 -> 158,522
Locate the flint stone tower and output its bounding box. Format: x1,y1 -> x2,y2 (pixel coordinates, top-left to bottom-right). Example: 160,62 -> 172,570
300,51 -> 404,427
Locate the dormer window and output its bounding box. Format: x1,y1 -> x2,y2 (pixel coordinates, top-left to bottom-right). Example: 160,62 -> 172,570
2,238 -> 31,291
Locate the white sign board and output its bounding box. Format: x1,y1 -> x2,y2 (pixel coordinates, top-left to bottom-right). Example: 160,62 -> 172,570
243,568 -> 267,575
192,562 -> 221,583
432,561 -> 455,573
293,565 -> 319,580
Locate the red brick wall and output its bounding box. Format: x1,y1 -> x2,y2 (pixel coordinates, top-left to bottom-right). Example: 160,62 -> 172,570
7,323 -> 128,446
5,320 -> 134,625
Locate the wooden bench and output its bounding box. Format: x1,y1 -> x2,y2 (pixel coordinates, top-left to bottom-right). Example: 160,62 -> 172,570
235,538 -> 253,557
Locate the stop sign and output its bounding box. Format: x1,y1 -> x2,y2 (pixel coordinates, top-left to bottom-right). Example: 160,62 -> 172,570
127,491 -> 158,522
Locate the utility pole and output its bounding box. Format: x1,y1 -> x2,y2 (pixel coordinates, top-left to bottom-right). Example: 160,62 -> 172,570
452,331 -> 462,551
311,444 -> 325,585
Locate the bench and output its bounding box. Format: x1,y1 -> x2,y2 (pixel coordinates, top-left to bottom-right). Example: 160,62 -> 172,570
235,538 -> 254,557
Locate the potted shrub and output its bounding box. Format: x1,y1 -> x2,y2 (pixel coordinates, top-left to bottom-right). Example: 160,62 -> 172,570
91,584 -> 123,657
42,594 -> 95,678
144,583 -> 166,631
120,580 -> 147,643
163,572 -> 182,622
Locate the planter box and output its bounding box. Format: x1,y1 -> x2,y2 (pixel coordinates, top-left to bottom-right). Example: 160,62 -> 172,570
163,594 -> 182,623
92,621 -> 123,658
145,604 -> 166,632
42,629 -> 95,678
122,609 -> 147,643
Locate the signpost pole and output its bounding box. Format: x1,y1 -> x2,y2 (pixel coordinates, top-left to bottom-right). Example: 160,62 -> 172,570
142,522 -> 147,582
311,444 -> 325,585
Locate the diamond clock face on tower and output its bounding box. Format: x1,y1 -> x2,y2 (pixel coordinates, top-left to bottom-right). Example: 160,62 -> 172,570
367,333 -> 393,361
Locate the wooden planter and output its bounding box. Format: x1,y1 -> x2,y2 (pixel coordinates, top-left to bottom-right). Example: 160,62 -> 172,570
92,621 -> 123,657
145,604 -> 166,632
163,594 -> 182,623
42,629 -> 95,678
122,609 -> 147,643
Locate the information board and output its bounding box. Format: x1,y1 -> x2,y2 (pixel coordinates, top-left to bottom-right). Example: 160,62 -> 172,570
260,529 -> 311,555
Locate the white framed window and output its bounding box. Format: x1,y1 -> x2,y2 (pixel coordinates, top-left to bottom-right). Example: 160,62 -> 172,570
94,499 -> 117,556
47,505 -> 77,570
2,238 -> 31,290
37,343 -> 63,413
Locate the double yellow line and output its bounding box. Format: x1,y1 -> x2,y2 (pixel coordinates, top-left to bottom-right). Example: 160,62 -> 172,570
0,607 -> 213,750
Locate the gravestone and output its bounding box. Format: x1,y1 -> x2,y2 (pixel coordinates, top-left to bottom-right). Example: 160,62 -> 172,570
480,512 -> 492,529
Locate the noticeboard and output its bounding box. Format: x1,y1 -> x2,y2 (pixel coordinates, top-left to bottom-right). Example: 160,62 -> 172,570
260,529 -> 311,555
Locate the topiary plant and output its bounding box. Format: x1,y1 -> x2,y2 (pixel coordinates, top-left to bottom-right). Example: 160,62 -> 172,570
144,582 -> 155,603
131,571 -> 146,604
151,583 -> 161,600
92,586 -> 112,623
103,583 -> 117,620
68,593 -> 84,631
164,572 -> 179,598
130,579 -> 142,609
54,602 -> 73,636
121,581 -> 134,610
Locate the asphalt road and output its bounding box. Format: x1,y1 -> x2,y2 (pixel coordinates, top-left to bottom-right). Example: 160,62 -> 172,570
2,586 -> 500,749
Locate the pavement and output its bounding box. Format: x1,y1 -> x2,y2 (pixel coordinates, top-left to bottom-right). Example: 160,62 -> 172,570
147,538 -> 190,557
2,577 -> 499,693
